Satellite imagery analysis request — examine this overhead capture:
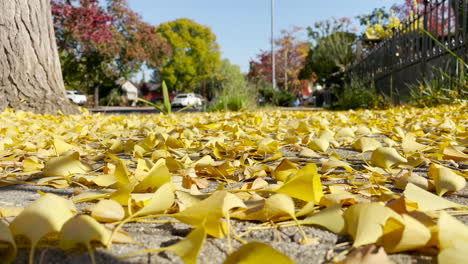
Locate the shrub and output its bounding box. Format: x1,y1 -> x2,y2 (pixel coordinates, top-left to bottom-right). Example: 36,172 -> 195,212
332,75 -> 387,110
258,88 -> 296,107
273,90 -> 296,107
409,68 -> 468,107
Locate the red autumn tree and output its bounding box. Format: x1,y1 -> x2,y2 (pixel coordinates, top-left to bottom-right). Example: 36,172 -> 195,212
51,0 -> 171,105
248,27 -> 310,94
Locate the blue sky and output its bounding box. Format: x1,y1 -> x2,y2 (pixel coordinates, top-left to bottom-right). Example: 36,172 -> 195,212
127,0 -> 398,74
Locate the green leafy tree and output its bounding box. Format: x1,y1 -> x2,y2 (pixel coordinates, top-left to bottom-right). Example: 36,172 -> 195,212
210,59 -> 257,111
299,18 -> 357,94
156,18 -> 221,93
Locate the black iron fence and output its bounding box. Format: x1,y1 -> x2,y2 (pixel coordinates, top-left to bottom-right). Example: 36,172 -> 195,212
347,0 -> 468,103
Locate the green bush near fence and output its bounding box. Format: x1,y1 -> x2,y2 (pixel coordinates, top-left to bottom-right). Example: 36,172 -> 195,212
332,74 -> 388,110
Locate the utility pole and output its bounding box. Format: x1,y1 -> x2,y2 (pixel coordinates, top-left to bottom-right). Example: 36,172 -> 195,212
271,0 -> 277,90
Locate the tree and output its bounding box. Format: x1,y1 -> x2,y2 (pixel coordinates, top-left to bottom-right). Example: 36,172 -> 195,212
51,0 -> 170,105
299,18 -> 357,94
248,27 -> 310,94
0,0 -> 77,114
156,18 -> 221,93
356,7 -> 391,27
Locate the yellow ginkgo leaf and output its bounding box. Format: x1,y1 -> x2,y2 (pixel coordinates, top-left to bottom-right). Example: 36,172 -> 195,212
370,147 -> 407,169
300,204 -> 346,235
223,242 -> 294,264
379,214 -> 431,253
232,194 -> 295,222
352,137 -> 382,153
22,156 -> 43,172
43,152 -> 91,177
121,225 -> 206,264
442,143 -> 468,161
401,133 -> 428,155
335,127 -> 355,138
343,202 -> 401,247
0,207 -> 23,218
403,183 -> 465,211
90,199 -> 125,223
92,173 -> 117,187
72,190 -> 112,203
428,164 -> 466,196
298,147 -> 320,158
355,126 -> 372,136
257,138 -> 279,154
59,214 -> 110,250
321,158 -> 353,173
132,182 -> 175,218
114,159 -> 131,185
110,182 -> 136,206
0,220 -> 16,263
319,192 -> 358,208
437,212 -> 468,264
173,191 -> 246,238
245,193 -> 296,222
133,159 -> 171,193
53,136 -> 77,156
271,159 -> 298,182
164,225 -> 206,264
394,171 -> 430,191
438,212 -> 468,250
308,138 -> 329,152
193,155 -> 215,168
9,194 -> 75,261
438,240 -> 468,264
109,138 -> 123,153
275,163 -> 323,203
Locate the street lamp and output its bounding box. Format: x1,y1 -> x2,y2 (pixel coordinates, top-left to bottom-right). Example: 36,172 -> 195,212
271,0 -> 277,90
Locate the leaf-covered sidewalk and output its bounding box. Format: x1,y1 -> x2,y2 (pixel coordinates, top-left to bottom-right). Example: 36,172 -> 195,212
0,104 -> 467,264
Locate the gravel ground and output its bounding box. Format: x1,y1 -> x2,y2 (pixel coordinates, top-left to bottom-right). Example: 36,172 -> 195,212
1,145 -> 466,264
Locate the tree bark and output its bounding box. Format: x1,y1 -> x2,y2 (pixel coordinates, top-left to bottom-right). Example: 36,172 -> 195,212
0,0 -> 78,114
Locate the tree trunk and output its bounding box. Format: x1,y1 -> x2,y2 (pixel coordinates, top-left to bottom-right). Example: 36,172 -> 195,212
0,0 -> 78,114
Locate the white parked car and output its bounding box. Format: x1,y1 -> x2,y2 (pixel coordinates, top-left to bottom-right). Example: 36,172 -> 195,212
66,90 -> 87,106
171,93 -> 203,108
